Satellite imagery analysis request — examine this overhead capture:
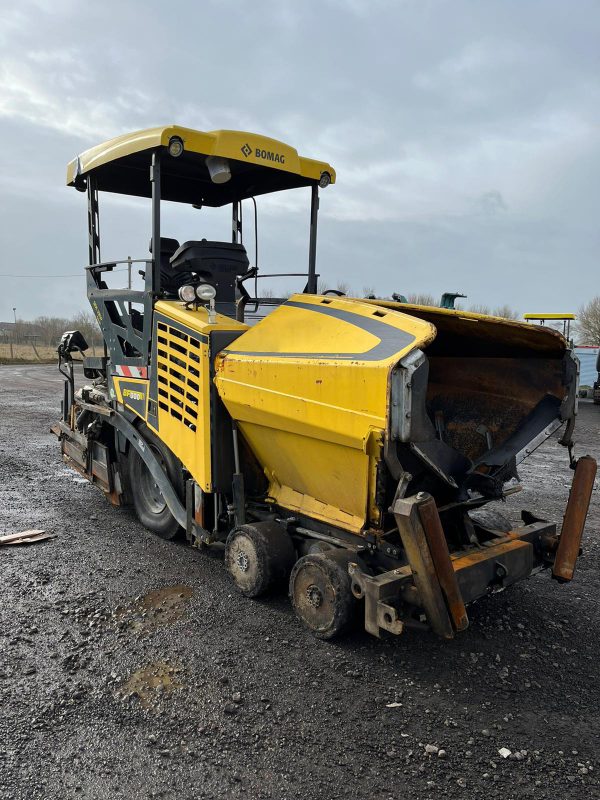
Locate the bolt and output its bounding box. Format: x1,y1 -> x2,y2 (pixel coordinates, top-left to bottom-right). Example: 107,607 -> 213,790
306,584 -> 323,608
236,552 -> 249,573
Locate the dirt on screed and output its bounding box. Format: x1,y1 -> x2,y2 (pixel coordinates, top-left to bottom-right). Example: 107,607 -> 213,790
0,364 -> 599,800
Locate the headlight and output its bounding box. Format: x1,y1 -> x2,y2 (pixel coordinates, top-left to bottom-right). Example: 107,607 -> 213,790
178,284 -> 196,303
319,171 -> 331,189
168,136 -> 184,157
196,283 -> 217,301
206,156 -> 231,184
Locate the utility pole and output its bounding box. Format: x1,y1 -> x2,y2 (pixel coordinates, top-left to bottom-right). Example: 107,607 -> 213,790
10,307 -> 16,360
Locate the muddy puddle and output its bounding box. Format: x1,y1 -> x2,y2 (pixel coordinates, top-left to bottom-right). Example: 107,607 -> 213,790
113,584 -> 193,633
118,661 -> 183,708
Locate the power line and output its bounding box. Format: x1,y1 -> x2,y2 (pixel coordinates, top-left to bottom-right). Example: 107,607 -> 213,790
0,269 -> 128,278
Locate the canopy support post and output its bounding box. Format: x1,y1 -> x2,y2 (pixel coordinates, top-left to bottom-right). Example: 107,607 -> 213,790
150,150 -> 161,294
307,185 -> 319,294
232,201 -> 241,243
87,177 -> 100,267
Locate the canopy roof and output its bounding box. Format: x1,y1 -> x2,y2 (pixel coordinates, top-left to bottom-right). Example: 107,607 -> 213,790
66,125 -> 336,207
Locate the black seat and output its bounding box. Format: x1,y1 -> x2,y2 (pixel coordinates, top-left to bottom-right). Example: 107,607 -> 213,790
170,240 -> 249,276
149,237 -> 193,296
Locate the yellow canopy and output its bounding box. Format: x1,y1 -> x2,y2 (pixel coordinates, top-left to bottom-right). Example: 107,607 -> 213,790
66,125 -> 336,207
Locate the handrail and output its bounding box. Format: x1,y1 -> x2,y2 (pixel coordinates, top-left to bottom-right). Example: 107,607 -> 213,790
252,272 -> 311,278
245,297 -> 290,305
86,259 -> 150,272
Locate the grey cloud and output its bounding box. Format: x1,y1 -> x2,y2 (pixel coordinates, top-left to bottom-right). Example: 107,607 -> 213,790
0,0 -> 599,320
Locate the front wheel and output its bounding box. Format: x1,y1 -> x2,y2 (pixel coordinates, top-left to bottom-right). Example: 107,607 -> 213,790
225,522 -> 296,597
289,550 -> 356,639
127,423 -> 184,540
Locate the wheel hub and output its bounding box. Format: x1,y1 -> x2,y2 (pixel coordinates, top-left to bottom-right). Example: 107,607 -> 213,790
236,551 -> 250,573
139,449 -> 167,514
306,583 -> 323,608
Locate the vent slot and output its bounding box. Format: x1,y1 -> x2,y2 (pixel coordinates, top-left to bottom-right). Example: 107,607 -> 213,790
155,322 -> 204,437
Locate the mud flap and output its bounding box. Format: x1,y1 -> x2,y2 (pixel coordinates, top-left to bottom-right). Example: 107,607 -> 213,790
109,412 -> 187,528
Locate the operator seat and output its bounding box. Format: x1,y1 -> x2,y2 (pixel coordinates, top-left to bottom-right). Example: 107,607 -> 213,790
149,237 -> 194,296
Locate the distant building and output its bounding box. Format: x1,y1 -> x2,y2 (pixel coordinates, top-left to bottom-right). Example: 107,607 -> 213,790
0,322 -> 15,335
575,345 -> 600,386
0,322 -> 44,342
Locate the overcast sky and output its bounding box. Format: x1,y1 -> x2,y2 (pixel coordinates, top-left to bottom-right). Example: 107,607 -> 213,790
1,0 -> 599,322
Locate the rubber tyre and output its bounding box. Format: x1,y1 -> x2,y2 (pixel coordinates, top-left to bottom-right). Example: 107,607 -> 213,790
289,549 -> 356,640
127,423 -> 184,540
225,522 -> 296,598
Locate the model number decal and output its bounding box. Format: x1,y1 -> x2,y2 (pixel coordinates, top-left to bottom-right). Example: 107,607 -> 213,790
123,389 -> 144,402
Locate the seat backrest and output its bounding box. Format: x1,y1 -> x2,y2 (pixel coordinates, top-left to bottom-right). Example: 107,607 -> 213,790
149,237 -> 189,295
149,237 -> 180,257
169,240 -> 249,275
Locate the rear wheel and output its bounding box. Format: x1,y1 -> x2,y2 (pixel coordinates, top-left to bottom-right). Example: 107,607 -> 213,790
289,550 -> 356,640
225,522 -> 296,598
127,423 -> 184,540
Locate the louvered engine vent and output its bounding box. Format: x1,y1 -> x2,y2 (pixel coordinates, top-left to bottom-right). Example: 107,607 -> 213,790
156,322 -> 200,432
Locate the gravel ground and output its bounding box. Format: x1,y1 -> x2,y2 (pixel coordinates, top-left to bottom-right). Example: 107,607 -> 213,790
1,364 -> 599,800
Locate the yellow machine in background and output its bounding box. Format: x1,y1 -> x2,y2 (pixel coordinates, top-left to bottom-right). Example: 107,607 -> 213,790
55,125 -> 596,641
523,313 -> 576,342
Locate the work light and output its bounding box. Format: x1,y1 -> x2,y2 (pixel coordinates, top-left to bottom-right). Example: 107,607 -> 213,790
206,156 -> 232,184
319,171 -> 331,189
178,284 -> 196,303
168,136 -> 184,157
195,284 -> 217,301
195,283 -> 217,323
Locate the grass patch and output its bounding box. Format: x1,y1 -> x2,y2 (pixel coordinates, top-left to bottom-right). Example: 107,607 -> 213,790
0,344 -> 86,365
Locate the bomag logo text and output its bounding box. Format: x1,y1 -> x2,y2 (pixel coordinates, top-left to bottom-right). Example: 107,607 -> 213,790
123,389 -> 143,402
255,148 -> 285,164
